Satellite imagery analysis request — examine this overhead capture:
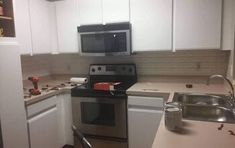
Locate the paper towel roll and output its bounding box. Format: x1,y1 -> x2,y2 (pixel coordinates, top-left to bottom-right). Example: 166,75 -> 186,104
70,77 -> 88,84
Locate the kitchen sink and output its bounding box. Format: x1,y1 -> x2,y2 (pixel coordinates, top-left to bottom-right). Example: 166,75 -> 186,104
172,93 -> 235,123
173,93 -> 229,106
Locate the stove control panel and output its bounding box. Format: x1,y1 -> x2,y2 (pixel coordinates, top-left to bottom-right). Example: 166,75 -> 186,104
90,64 -> 136,76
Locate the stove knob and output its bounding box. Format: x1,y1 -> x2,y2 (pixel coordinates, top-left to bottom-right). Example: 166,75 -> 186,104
98,67 -> 102,71
92,68 -> 95,72
122,67 -> 126,71
129,68 -> 133,73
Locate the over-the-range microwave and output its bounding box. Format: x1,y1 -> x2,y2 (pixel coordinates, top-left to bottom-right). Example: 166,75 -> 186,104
77,22 -> 131,56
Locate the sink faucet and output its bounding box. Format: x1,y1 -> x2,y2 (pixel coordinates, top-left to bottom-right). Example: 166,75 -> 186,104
207,75 -> 235,104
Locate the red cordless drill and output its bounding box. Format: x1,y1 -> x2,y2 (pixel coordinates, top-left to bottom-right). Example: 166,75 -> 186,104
28,76 -> 41,95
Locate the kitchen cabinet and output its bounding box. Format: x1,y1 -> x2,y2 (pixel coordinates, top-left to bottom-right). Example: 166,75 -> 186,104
77,0 -> 103,25
29,0 -> 58,54
27,94 -> 74,148
55,0 -> 79,53
174,0 -> 222,50
130,0 -> 172,51
78,0 -> 129,25
128,96 -> 164,148
0,0 -> 33,55
0,0 -> 15,37
102,0 -> 129,23
27,96 -> 61,148
14,0 -> 33,55
57,94 -> 74,145
222,0 -> 235,51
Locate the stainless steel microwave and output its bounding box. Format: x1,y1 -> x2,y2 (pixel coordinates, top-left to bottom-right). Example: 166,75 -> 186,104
78,22 -> 131,56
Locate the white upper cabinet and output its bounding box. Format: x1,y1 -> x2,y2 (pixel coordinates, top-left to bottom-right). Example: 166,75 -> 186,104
14,0 -> 33,55
77,0 -> 103,25
78,0 -> 130,25
102,0 -> 130,23
29,0 -> 58,54
55,0 -> 79,53
222,0 -> 235,51
130,0 -> 172,52
174,0 -> 222,50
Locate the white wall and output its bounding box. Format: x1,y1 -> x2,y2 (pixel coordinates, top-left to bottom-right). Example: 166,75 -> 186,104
21,50 -> 229,77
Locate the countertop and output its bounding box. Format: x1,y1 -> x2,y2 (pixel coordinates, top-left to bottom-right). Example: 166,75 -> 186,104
127,82 -> 235,148
127,82 -> 228,97
152,119 -> 235,148
23,75 -> 79,105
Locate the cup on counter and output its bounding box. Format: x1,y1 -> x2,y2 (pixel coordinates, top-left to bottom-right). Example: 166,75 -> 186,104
164,102 -> 182,131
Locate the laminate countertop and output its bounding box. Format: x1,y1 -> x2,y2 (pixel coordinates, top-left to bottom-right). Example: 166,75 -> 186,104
23,75 -> 80,106
127,82 -> 235,148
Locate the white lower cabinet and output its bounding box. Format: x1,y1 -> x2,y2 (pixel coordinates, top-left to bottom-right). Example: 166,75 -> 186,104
27,96 -> 60,148
128,96 -> 164,148
27,94 -> 73,148
57,94 -> 74,146
28,107 -> 59,148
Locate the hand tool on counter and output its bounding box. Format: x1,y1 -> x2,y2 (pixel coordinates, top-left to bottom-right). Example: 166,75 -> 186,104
28,76 -> 41,95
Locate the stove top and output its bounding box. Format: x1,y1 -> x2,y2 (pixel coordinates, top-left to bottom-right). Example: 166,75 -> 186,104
71,85 -> 128,98
71,64 -> 137,98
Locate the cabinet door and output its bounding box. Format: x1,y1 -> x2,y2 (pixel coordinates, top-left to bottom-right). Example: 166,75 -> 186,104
130,0 -> 172,51
102,0 -> 130,23
14,0 -> 33,55
174,0 -> 222,50
55,0 -> 79,53
57,94 -> 74,146
78,0 -> 103,25
28,107 -> 59,148
128,108 -> 163,148
29,0 -> 58,54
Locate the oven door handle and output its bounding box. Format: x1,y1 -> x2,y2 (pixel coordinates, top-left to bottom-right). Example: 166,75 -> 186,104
72,125 -> 93,148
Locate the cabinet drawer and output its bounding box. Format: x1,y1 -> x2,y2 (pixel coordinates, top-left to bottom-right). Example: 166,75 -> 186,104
128,96 -> 164,108
27,96 -> 58,118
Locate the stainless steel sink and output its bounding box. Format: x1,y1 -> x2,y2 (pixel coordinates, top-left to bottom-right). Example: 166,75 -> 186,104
172,93 -> 235,123
173,93 -> 229,106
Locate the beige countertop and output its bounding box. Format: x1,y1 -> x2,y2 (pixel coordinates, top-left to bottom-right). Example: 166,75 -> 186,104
23,75 -> 80,105
127,82 -> 235,148
153,119 -> 235,148
127,82 -> 228,97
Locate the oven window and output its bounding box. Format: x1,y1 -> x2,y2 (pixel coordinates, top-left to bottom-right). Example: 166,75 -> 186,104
81,102 -> 115,126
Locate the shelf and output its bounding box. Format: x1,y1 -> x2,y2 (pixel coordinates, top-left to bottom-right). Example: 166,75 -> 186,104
0,16 -> 13,20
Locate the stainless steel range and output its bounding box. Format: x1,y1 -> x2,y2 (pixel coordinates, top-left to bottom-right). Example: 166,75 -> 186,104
71,64 -> 137,141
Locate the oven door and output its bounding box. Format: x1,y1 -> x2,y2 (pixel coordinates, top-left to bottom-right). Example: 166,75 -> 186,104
72,97 -> 127,139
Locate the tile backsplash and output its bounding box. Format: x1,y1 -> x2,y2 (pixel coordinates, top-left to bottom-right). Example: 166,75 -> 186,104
21,50 -> 230,79
21,55 -> 51,80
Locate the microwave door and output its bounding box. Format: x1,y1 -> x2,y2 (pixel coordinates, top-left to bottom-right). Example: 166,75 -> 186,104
80,33 -> 106,56
105,32 -> 127,53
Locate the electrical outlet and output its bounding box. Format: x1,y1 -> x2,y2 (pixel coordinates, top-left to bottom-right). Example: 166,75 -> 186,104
66,65 -> 71,71
196,62 -> 201,70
